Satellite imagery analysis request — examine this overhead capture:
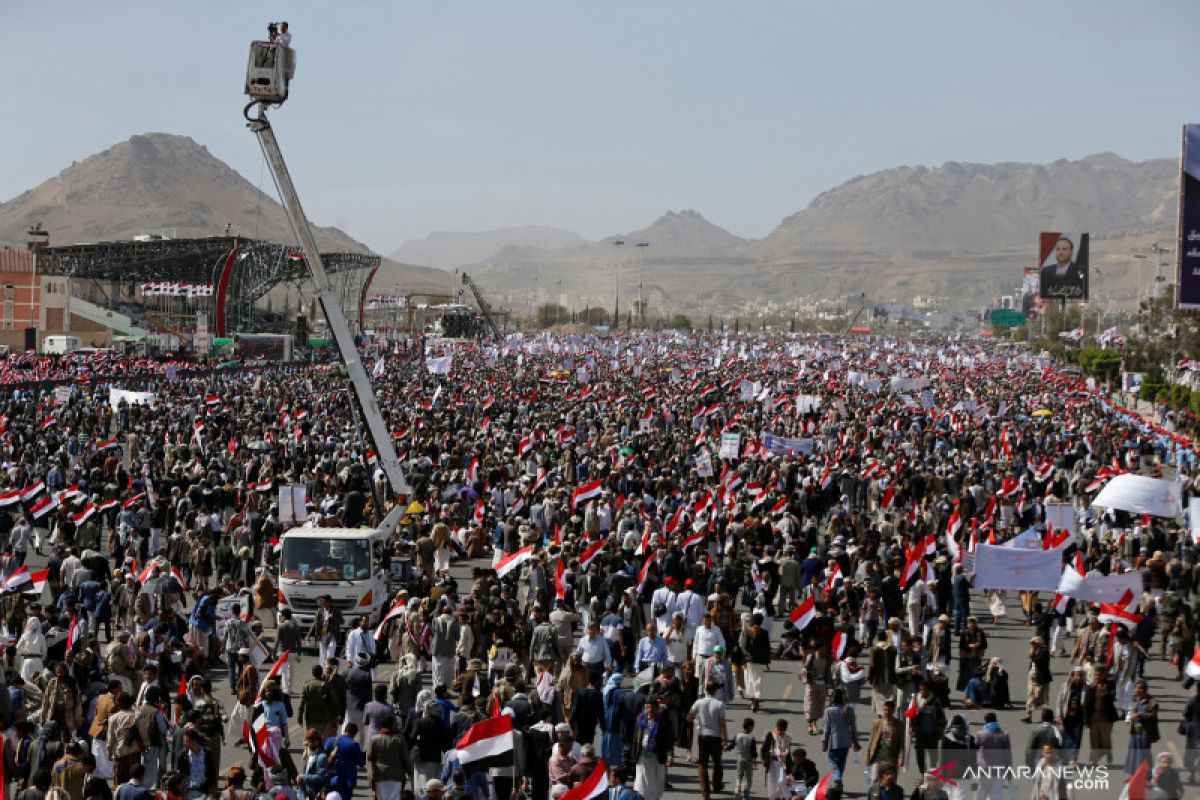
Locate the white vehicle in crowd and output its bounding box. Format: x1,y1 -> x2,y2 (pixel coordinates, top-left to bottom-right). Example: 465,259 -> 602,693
275,524 -> 393,630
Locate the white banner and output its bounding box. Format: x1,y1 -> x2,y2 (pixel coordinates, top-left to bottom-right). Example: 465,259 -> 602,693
1191,497 -> 1200,545
425,355 -> 453,375
1056,568 -> 1143,604
1091,474 -> 1182,518
278,485 -> 307,525
1043,502 -> 1078,537
973,543 -> 1063,591
695,450 -> 714,478
719,432 -> 740,460
108,388 -> 157,411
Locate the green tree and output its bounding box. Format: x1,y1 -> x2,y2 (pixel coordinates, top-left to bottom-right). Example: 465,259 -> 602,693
580,307 -> 610,326
666,314 -> 692,331
535,304 -> 569,328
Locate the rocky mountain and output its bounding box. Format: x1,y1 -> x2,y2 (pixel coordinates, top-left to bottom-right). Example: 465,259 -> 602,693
0,133 -> 455,293
754,152 -> 1176,258
389,225 -> 587,269
468,154 -> 1175,315
602,209 -> 746,254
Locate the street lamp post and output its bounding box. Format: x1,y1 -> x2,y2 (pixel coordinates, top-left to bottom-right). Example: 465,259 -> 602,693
612,240 -> 624,329
636,241 -> 649,325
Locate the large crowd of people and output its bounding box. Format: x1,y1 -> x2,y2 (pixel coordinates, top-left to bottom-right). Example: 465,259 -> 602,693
0,330 -> 1194,800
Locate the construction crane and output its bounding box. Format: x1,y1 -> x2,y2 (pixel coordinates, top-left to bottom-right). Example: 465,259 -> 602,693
842,292 -> 869,335
460,271 -> 504,341
243,37 -> 411,527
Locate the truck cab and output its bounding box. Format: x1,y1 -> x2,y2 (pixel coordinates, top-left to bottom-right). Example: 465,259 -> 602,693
275,525 -> 391,631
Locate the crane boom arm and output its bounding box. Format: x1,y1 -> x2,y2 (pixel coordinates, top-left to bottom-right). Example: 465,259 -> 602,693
247,106 -> 411,504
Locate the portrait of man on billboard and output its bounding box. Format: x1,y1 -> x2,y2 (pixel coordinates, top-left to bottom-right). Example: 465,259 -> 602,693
1038,232 -> 1089,300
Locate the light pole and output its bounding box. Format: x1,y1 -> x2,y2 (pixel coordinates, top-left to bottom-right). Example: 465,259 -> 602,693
612,240 -> 624,329
1134,253 -> 1149,307
636,241 -> 649,325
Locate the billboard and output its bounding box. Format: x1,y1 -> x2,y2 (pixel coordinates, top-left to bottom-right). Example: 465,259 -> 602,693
1038,232 -> 1089,301
1178,124 -> 1200,308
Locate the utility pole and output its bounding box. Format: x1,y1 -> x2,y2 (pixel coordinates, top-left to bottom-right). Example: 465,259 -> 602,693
612,240 -> 624,329
636,241 -> 649,325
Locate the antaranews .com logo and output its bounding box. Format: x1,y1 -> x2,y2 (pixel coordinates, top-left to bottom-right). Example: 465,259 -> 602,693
930,761 -> 1110,791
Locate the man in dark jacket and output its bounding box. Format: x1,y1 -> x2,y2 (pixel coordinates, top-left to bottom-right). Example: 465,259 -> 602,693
569,673 -> 604,746
345,653 -> 375,747
1023,636 -> 1052,723
974,713 -> 1011,800
174,728 -> 216,796
1024,708 -> 1062,769
367,715 -> 413,800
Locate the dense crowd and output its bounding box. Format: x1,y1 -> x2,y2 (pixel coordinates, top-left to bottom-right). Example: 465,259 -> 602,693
0,331 -> 1195,800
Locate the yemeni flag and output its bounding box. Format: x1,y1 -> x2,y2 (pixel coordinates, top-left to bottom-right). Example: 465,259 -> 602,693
562,760 -> 608,800
96,438 -> 120,451
205,395 -> 221,407
72,503 -> 97,526
831,630 -> 847,660
29,494 -> 57,520
571,480 -> 603,512
1050,592 -> 1071,615
554,558 -> 568,600
1185,644 -> 1200,680
1042,526 -> 1071,550
374,596 -> 409,638
40,415 -> 56,431
20,480 -> 45,503
454,713 -> 515,767
804,773 -> 834,800
904,695 -> 918,720
65,615 -> 80,650
818,468 -> 832,491
4,566 -> 30,592
255,653 -> 290,703
682,527 -> 705,550
123,492 -> 145,509
636,554 -> 654,594
825,563 -> 842,591
790,597 -> 816,631
473,499 -> 486,525
98,498 -> 120,513
518,436 -> 533,457
22,569 -> 48,595
579,540 -> 605,572
945,501 -> 962,537
494,545 -> 534,579
1118,761 -> 1148,800
467,457 -> 480,484
0,489 -> 20,507
900,545 -> 923,589
879,483 -> 894,509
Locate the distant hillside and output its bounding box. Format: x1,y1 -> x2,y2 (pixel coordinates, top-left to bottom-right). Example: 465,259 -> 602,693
389,225 -> 588,268
602,209 -> 746,254
754,152 -> 1176,258
0,133 -> 454,293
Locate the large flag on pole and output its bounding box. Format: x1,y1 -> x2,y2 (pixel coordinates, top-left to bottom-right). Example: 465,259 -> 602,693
454,713 -> 515,767
494,545 -> 534,579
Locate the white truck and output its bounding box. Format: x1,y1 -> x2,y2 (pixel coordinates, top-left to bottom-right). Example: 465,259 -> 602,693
275,525 -> 393,628
42,335 -> 80,354
243,37 -> 414,633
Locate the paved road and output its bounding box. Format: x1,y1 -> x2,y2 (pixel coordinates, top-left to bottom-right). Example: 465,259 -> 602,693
33,544 -> 1187,800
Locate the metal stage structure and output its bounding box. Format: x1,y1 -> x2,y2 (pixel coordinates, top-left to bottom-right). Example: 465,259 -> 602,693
35,236 -> 380,338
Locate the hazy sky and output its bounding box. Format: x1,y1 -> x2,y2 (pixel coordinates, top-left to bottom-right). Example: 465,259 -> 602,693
2,1 -> 1196,255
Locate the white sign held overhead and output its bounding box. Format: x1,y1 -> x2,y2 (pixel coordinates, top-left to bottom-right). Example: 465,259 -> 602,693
973,543 -> 1063,591
719,433 -> 741,459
